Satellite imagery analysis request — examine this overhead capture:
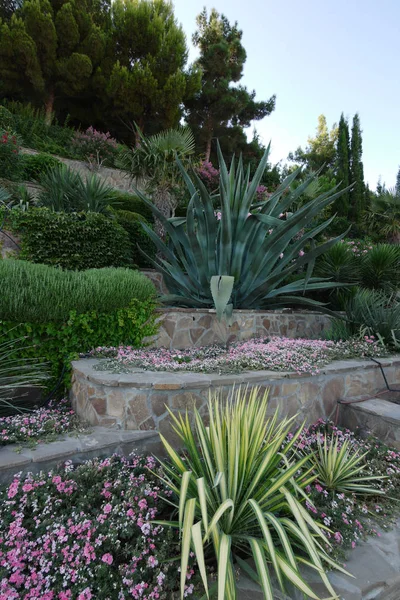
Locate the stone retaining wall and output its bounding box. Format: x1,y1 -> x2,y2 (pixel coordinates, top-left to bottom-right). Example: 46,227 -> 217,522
22,148 -> 137,193
146,307 -> 333,349
71,357 -> 400,446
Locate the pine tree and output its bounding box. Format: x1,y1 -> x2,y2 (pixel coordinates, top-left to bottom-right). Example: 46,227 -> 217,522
349,113 -> 365,224
185,8 -> 275,161
396,166 -> 400,196
334,113 -> 350,217
0,0 -> 106,124
105,0 -> 199,139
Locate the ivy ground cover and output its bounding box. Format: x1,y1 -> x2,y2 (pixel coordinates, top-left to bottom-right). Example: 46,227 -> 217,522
91,335 -> 386,375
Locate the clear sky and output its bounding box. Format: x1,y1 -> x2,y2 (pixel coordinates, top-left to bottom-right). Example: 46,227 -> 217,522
173,0 -> 400,190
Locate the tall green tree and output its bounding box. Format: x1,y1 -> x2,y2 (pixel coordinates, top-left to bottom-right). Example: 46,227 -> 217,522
0,0 -> 107,124
185,8 -> 275,161
396,165 -> 400,196
349,113 -> 365,223
333,113 -> 350,217
0,0 -> 22,20
103,0 -> 199,140
288,115 -> 338,173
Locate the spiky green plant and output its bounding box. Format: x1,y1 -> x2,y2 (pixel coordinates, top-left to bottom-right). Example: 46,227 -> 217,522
332,288 -> 400,347
0,335 -> 49,416
38,165 -> 116,214
156,388 -> 349,600
136,144 -> 349,310
360,244 -> 400,292
310,434 -> 385,494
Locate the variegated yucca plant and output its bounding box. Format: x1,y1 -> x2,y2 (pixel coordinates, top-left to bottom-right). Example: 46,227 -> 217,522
156,388 -> 349,600
310,434 -> 386,495
136,143 -> 349,311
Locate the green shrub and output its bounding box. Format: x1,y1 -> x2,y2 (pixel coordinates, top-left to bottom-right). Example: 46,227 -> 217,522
108,190 -> 154,222
0,260 -> 156,322
0,260 -> 158,385
0,100 -> 75,157
116,210 -> 156,268
9,207 -> 132,270
0,299 -> 158,385
22,153 -> 62,181
0,105 -> 14,130
0,129 -> 23,180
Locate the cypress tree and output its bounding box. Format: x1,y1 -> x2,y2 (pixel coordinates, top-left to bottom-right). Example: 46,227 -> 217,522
334,112 -> 350,216
349,113 -> 365,224
396,166 -> 400,196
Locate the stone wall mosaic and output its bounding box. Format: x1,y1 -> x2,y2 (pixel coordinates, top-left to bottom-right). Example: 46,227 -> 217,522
71,357 -> 400,446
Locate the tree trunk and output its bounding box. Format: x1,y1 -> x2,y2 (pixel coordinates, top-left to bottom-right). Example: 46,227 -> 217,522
205,133 -> 212,163
153,185 -> 175,255
44,89 -> 55,126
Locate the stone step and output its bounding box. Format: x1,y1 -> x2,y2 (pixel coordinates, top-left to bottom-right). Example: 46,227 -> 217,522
0,427 -> 163,486
339,397 -> 400,449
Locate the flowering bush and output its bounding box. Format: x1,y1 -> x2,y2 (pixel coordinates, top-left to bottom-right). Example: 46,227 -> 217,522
341,238 -> 374,256
290,420 -> 400,560
195,160 -> 220,190
0,400 -> 86,448
255,184 -> 270,202
0,129 -> 23,180
70,127 -> 119,168
91,335 -> 387,376
0,454 -> 199,599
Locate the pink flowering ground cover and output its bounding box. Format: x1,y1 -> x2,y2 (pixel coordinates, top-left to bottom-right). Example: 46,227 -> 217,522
290,419 -> 400,560
0,400 -> 86,448
91,335 -> 387,376
0,454 -> 199,599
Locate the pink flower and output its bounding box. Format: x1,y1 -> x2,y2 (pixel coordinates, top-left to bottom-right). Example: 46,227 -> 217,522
102,553 -> 113,565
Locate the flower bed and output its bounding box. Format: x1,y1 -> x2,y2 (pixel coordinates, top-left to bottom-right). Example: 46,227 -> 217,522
91,335 -> 386,376
0,400 -> 86,448
0,455 -> 198,600
293,420 -> 400,560
0,421 -> 399,599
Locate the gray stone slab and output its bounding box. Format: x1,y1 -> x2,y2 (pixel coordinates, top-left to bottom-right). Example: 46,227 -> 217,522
351,398 -> 400,423
0,428 -> 160,486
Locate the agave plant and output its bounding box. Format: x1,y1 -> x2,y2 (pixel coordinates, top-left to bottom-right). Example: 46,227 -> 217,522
136,144 -> 349,311
310,434 -> 385,495
0,334 -> 49,416
335,288 -> 400,347
156,388 -> 349,600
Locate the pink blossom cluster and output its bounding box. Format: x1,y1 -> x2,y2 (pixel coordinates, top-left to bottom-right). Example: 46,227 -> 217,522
341,239 -> 374,256
0,400 -> 84,447
92,335 -> 386,376
255,185 -> 271,202
0,454 -> 198,599
71,127 -> 118,163
195,161 -> 220,189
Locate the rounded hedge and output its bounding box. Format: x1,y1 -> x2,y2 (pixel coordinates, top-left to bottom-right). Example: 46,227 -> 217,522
9,207 -> 133,270
0,260 -> 156,323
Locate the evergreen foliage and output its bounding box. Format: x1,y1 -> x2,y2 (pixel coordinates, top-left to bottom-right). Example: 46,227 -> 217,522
8,207 -> 132,270
396,165 -> 400,196
349,113 -> 365,224
288,115 -> 338,174
0,0 -> 107,125
334,113 -> 351,217
185,8 -> 275,161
